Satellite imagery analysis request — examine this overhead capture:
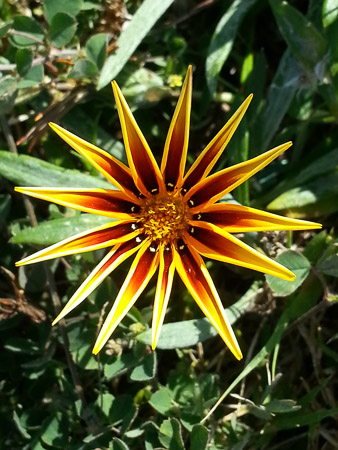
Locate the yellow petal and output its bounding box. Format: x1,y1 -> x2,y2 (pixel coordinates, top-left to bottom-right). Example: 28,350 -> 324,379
112,81 -> 164,196
174,241 -> 242,360
186,141 -> 293,210
195,203 -> 322,232
49,123 -> 139,198
14,187 -> 141,219
151,245 -> 175,350
161,65 -> 192,190
183,94 -> 253,192
92,242 -> 160,354
16,220 -> 140,266
52,239 -> 142,325
188,221 -> 295,281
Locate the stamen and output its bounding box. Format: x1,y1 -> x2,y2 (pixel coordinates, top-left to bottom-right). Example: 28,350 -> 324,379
178,241 -> 185,251
131,223 -> 138,230
188,199 -> 195,207
130,205 -> 140,213
139,190 -> 191,244
149,242 -> 158,253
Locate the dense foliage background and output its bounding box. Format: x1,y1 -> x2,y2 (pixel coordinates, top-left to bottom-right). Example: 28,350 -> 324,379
0,0 -> 337,448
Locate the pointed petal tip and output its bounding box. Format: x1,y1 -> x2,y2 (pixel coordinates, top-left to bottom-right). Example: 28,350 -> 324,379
276,270 -> 296,282
51,317 -> 59,327
245,93 -> 253,103
289,272 -> 296,282
309,222 -> 322,229
92,344 -> 101,355
233,348 -> 243,361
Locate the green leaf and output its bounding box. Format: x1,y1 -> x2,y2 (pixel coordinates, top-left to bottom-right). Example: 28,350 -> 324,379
190,424 -> 209,450
303,231 -> 331,264
266,251 -> 311,296
206,0 -> 258,95
202,310 -> 290,422
275,407 -> 338,430
10,16 -> 44,47
98,0 -> 175,89
18,64 -> 44,88
109,395 -> 135,425
137,281 -> 260,348
264,399 -> 301,414
130,352 -> 157,381
121,68 -> 165,107
322,0 -> 338,27
0,21 -> 12,39
267,172 -> 338,218
68,59 -> 98,79
149,388 -> 172,415
256,148 -> 338,207
68,325 -> 98,370
12,410 -> 31,440
40,413 -> 69,448
318,254 -> 338,277
270,0 -> 327,69
104,353 -> 139,380
0,151 -> 112,189
44,0 -> 82,23
85,33 -> 108,70
158,418 -> 184,450
49,12 -> 76,48
0,76 -> 17,114
110,438 -> 130,450
13,214 -> 112,245
16,48 -> 33,77
253,50 -> 300,151
0,194 -> 11,230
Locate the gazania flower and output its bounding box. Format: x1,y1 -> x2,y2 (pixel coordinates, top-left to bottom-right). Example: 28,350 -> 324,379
15,66 -> 321,360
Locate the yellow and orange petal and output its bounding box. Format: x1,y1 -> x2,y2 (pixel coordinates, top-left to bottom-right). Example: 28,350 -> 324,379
93,241 -> 160,354
16,220 -> 140,266
174,242 -> 242,360
15,67 -> 322,360
185,141 -> 292,210
49,123 -> 139,198
161,65 -> 192,189
14,187 -> 141,219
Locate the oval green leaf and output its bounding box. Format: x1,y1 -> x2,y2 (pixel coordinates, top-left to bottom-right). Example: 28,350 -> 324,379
49,12 -> 76,48
68,59 -> 98,79
266,250 -> 310,296
10,16 -> 44,48
44,0 -> 82,24
16,48 -> 33,77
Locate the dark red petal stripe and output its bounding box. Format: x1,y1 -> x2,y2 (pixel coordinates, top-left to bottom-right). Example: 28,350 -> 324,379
49,123 -> 139,198
112,82 -> 163,196
182,94 -> 252,193
15,188 -> 141,218
185,142 -> 292,210
161,66 -> 192,189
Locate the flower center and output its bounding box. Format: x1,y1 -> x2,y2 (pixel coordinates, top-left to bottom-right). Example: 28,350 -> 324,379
139,190 -> 191,244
